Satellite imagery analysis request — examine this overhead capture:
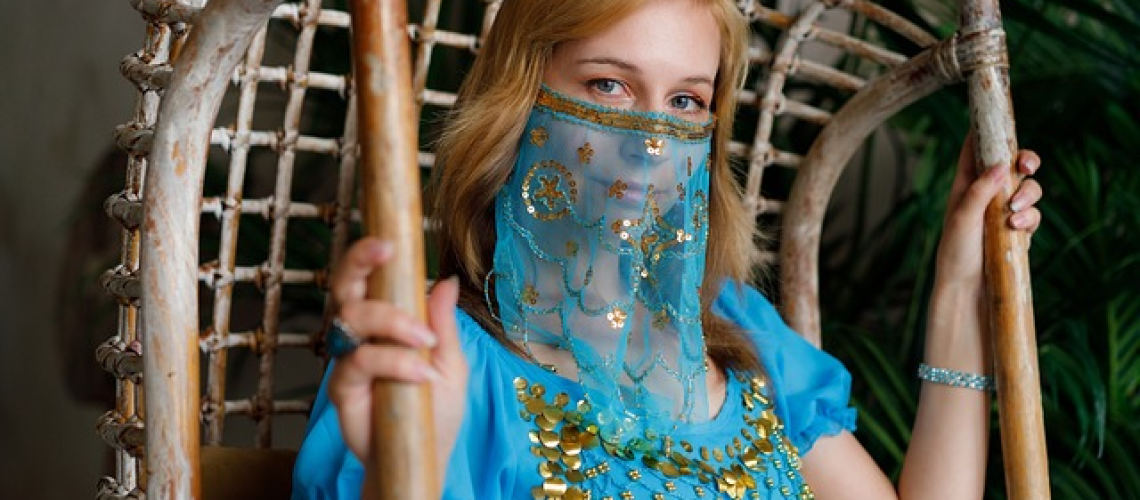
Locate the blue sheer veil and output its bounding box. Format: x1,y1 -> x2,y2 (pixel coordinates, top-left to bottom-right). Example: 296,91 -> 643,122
490,87 -> 715,443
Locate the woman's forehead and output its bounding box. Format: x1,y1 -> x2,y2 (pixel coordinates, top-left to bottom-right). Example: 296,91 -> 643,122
552,0 -> 721,82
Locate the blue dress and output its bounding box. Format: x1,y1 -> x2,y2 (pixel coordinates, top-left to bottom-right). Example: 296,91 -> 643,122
292,285 -> 856,499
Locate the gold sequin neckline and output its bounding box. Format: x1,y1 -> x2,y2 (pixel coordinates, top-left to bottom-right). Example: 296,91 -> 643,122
513,373 -> 815,499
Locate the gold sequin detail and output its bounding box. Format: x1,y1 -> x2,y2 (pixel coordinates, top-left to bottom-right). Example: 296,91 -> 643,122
611,218 -> 638,235
645,138 -> 665,156
531,127 -> 549,147
522,285 -> 539,305
522,161 -> 578,221
515,375 -> 813,499
578,142 -> 594,164
566,241 -> 579,257
537,176 -> 565,204
607,307 -> 628,329
519,380 -> 598,499
536,88 -> 715,141
609,180 -> 628,199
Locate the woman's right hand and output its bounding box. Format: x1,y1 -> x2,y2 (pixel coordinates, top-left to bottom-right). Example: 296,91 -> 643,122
326,237 -> 469,468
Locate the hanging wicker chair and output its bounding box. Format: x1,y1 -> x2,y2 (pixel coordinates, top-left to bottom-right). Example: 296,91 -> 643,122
94,0 -> 1046,498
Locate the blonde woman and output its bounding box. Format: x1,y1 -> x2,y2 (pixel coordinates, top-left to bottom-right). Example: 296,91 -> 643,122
292,0 -> 1043,498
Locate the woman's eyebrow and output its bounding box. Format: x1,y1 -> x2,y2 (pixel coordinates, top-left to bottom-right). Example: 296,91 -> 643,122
578,56 -> 714,88
682,75 -> 715,87
577,56 -> 640,72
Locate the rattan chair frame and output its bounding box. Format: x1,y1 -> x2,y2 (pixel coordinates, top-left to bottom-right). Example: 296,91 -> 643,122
95,0 -> 1046,498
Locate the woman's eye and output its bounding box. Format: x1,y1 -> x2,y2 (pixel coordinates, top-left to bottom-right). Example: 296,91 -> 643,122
589,79 -> 622,95
670,94 -> 707,112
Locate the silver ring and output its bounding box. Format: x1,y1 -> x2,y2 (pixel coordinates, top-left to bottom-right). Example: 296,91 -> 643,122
326,317 -> 362,358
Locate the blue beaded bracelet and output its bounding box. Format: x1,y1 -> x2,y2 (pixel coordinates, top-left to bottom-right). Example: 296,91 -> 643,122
917,363 -> 995,391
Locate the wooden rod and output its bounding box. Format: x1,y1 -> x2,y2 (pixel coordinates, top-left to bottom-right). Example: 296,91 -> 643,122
349,0 -> 438,498
140,0 -> 283,497
959,1 -> 1051,498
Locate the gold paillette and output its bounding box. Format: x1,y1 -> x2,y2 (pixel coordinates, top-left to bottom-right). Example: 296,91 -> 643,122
607,307 -> 628,329
578,142 -> 595,164
645,138 -> 665,156
522,285 -> 540,306
522,161 -> 578,221
513,375 -> 815,499
532,127 -> 550,147
609,180 -> 629,199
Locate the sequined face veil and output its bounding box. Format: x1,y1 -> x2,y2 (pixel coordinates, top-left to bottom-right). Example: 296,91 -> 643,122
490,87 -> 716,441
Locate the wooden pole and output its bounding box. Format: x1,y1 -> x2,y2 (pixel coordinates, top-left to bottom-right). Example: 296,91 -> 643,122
140,0 -> 282,497
349,0 -> 438,498
959,1 -> 1051,498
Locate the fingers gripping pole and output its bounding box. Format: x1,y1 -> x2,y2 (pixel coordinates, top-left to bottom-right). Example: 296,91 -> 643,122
958,1 -> 1050,498
350,0 -> 438,498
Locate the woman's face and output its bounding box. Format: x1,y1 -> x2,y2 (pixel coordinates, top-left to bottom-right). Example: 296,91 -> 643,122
543,0 -> 721,122
540,0 -> 721,215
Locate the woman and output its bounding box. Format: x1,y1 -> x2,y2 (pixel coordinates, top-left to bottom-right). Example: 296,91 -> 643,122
292,0 -> 1044,498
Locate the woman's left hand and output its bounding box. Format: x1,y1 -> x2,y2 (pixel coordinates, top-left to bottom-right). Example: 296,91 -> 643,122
934,137 -> 1042,294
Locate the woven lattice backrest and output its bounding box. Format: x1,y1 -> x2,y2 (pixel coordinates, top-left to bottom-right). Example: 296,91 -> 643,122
95,0 -> 1005,497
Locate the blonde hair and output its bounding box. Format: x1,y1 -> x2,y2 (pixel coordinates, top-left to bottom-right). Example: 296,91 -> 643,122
431,0 -> 761,372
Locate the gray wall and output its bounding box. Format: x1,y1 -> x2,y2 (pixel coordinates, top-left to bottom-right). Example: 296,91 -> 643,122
0,2 -> 140,498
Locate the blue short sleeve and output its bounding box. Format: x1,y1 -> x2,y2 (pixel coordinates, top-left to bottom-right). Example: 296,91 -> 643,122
439,312 -> 534,499
291,311 -> 532,500
290,364 -> 364,500
713,284 -> 857,454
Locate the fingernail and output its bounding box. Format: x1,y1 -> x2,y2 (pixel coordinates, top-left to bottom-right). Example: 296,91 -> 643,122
1010,198 -> 1023,213
420,364 -> 443,382
1024,156 -> 1040,173
1010,212 -> 1027,228
416,326 -> 438,348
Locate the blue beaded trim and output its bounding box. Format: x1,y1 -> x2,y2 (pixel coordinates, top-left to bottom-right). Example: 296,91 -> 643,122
917,363 -> 994,391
